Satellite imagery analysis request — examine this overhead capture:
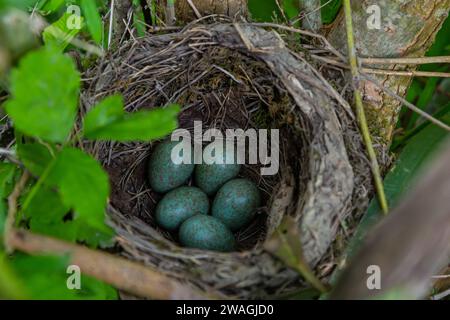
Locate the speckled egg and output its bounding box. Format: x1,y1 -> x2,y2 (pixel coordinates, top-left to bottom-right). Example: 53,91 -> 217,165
211,179 -> 261,231
148,140 -> 194,193
179,215 -> 235,252
155,186 -> 209,231
195,143 -> 241,195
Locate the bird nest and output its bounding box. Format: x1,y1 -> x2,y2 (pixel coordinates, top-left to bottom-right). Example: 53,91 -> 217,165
84,18 -> 372,299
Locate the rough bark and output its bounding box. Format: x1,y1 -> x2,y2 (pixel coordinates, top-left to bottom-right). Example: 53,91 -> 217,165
327,0 -> 450,162
174,0 -> 248,22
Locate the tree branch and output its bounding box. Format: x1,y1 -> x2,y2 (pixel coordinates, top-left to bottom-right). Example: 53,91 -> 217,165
4,171 -> 30,253
7,228 -> 213,299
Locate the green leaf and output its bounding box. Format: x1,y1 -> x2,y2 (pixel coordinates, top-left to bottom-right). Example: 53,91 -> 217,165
5,47 -> 80,143
46,147 -> 110,232
0,252 -> 27,299
283,0 -> 300,19
43,12 -> 84,51
248,0 -> 279,22
132,0 -> 147,37
22,185 -> 69,223
19,145 -> 114,247
0,0 -> 40,10
17,142 -> 55,176
83,95 -> 124,132
29,219 -> 77,242
321,0 -> 342,24
39,0 -> 65,12
83,96 -> 180,142
80,0 -> 103,45
406,77 -> 440,130
11,253 -> 118,299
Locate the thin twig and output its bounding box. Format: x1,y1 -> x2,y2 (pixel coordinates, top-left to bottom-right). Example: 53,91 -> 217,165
275,0 -> 289,23
187,0 -> 202,19
343,0 -> 389,215
360,73 -> 450,132
0,147 -> 15,156
361,56 -> 450,65
291,51 -> 355,119
312,55 -> 450,78
108,0 -> 115,48
361,69 -> 450,78
431,288 -> 450,300
4,171 -> 30,253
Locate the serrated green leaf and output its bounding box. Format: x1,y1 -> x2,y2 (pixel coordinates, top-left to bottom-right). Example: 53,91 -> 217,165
83,97 -> 180,142
43,12 -> 84,51
17,142 -> 55,176
22,185 -> 69,223
18,145 -> 114,247
83,95 -> 123,132
46,147 -> 110,232
80,0 -> 103,45
5,47 -> 80,143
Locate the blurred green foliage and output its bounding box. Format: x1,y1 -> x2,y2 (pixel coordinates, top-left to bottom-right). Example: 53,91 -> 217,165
1,253 -> 118,299
395,15 -> 450,140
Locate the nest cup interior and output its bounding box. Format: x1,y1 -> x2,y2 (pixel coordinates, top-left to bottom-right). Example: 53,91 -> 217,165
98,46 -> 302,252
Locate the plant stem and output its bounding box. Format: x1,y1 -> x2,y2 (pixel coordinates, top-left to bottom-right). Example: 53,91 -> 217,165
4,171 -> 30,253
342,0 -> 388,215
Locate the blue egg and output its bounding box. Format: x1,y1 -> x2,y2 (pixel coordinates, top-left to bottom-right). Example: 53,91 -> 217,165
179,215 -> 235,252
148,140 -> 194,193
155,186 -> 209,231
195,142 -> 240,195
211,179 -> 261,231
